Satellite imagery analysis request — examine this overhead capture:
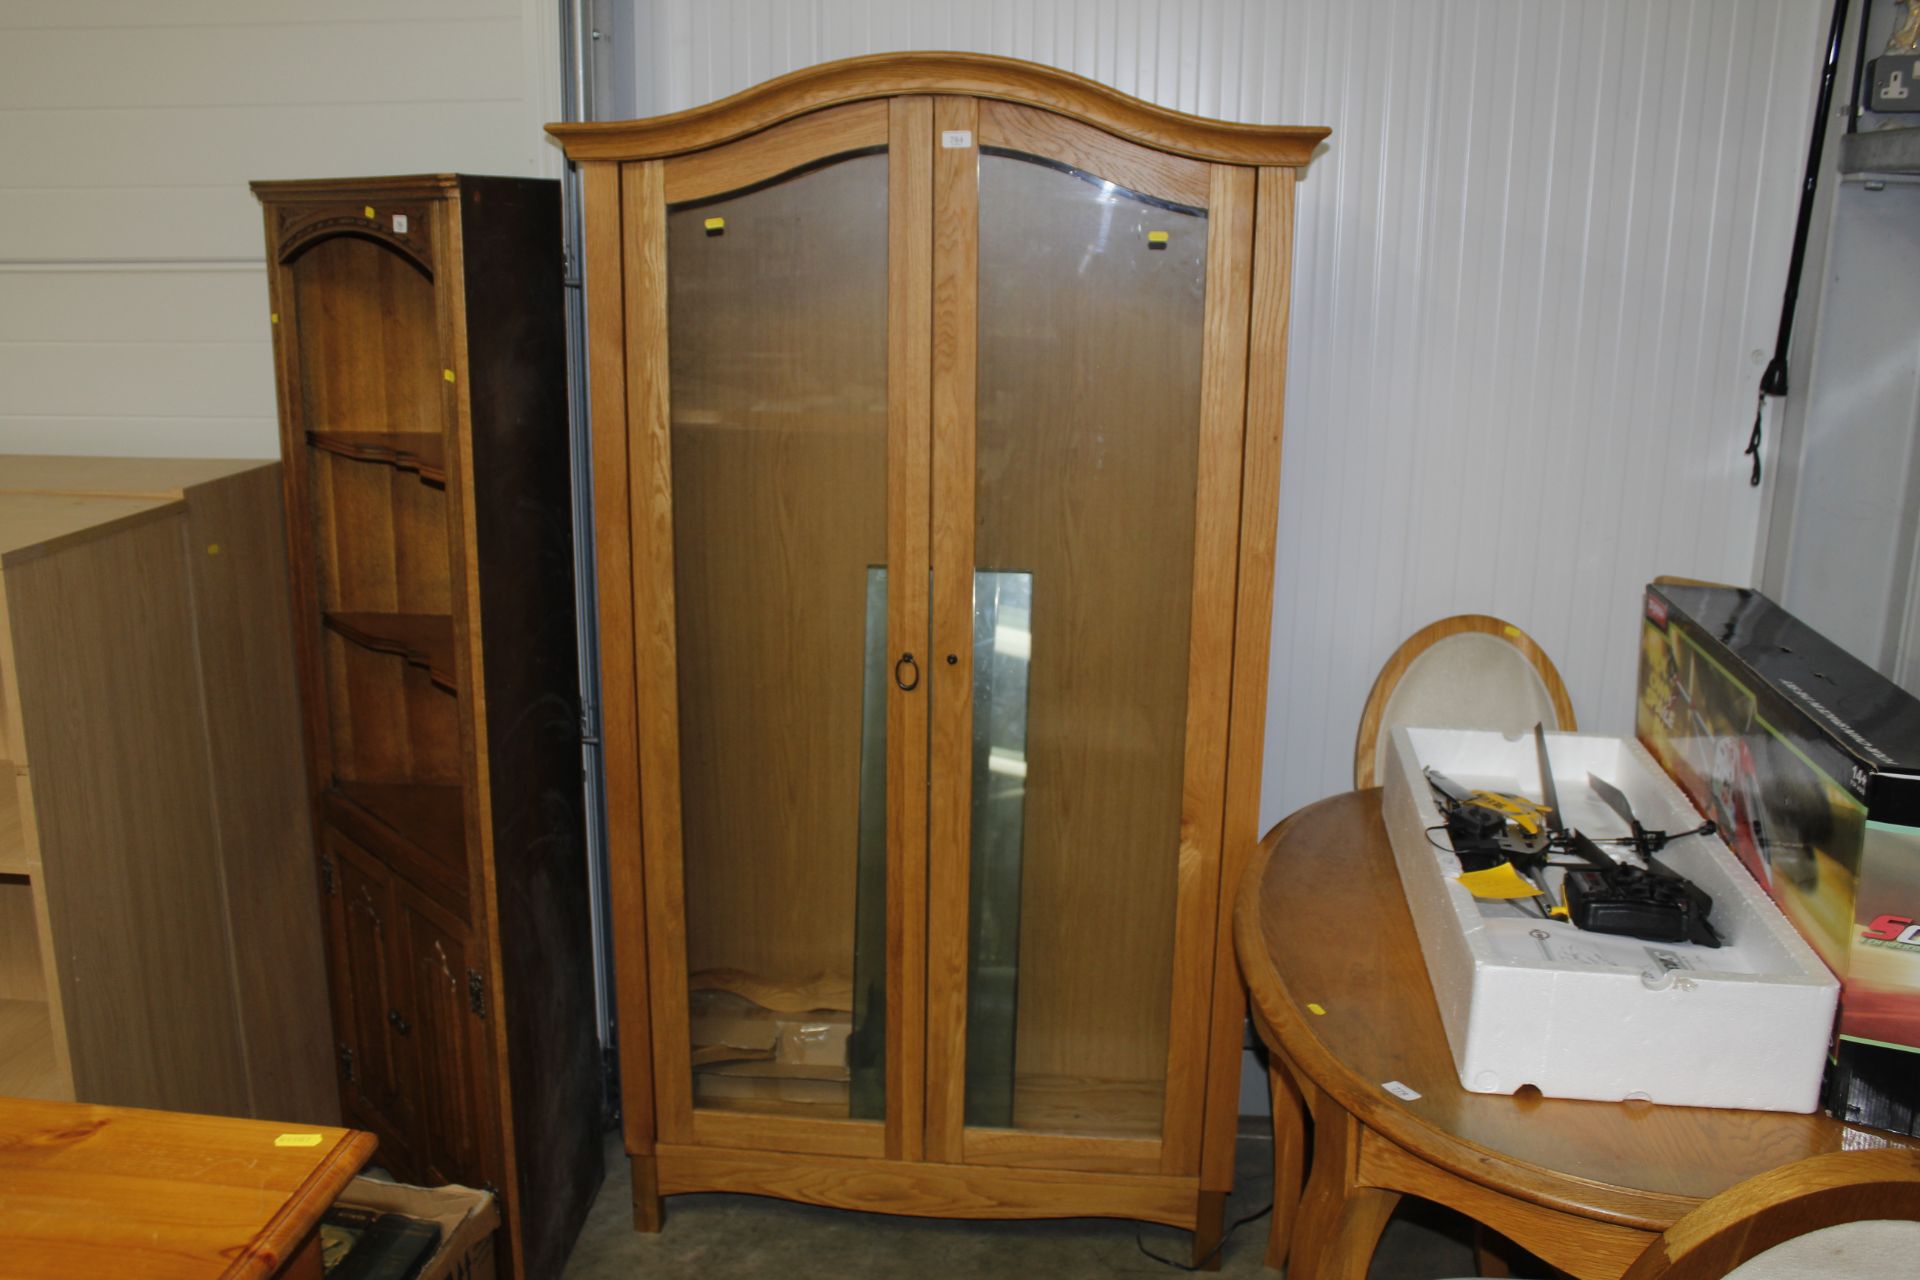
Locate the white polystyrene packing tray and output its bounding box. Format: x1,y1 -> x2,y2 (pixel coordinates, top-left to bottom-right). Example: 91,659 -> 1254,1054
1382,725 -> 1839,1112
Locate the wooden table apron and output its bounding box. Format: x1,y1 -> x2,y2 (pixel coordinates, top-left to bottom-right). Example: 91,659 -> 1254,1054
1233,789 -> 1910,1280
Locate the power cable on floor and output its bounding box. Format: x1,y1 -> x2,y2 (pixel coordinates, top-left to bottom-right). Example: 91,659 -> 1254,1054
1133,1201 -> 1273,1271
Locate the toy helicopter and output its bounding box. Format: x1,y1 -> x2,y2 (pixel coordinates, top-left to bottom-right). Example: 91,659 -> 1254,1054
1424,726 -> 1724,948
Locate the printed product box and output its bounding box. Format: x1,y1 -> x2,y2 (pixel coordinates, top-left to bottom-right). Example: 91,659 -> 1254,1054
1637,582 -> 1920,1135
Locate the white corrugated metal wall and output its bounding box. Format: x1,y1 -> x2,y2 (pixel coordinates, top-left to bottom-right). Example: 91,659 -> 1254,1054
0,0 -> 564,459
615,0 -> 1823,826
622,0 -> 1820,832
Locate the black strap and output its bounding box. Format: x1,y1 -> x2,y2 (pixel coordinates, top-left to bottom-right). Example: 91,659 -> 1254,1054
1750,0 -> 1851,486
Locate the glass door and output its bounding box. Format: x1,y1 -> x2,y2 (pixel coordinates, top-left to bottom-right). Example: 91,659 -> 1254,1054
927,99 -> 1253,1174
631,100 -> 931,1158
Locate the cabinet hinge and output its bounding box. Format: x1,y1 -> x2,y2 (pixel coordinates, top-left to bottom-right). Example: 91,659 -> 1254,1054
468,969 -> 486,1018
337,1043 -> 356,1083
319,856 -> 336,896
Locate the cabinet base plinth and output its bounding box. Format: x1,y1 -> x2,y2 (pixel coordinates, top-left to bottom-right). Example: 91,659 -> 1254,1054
651,1143 -> 1200,1230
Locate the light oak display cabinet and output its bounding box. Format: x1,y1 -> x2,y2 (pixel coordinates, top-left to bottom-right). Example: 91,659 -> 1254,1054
551,53 -> 1324,1261
252,175 -> 601,1280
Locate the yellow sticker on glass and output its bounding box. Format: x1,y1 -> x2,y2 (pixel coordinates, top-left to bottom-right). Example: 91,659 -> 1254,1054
1458,863 -> 1544,900
363,205 -> 376,219
443,369 -> 455,383
274,1133 -> 323,1148
1306,1002 -> 1326,1016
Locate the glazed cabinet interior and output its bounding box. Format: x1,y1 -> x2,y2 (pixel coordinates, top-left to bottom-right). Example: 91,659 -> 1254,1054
254,175 -> 602,1280
557,54 -> 1320,1257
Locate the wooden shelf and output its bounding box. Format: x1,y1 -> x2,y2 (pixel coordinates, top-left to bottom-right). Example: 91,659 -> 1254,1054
0,998 -> 65,1100
323,612 -> 457,691
326,780 -> 469,902
307,431 -> 447,485
0,771 -> 25,876
694,1068 -> 851,1120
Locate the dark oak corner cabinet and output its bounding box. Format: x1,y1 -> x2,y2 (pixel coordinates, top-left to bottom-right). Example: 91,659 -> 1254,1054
549,53 -> 1324,1263
251,174 -> 601,1280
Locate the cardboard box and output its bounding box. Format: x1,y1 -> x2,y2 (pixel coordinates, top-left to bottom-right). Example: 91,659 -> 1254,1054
689,990 -> 853,1070
1637,583 -> 1920,1135
330,1177 -> 498,1280
1383,725 -> 1838,1111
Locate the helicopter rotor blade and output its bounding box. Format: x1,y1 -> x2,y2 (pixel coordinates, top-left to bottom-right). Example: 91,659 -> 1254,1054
1587,772 -> 1639,830
1567,829 -> 1618,871
1425,768 -> 1476,806
1532,724 -> 1565,836
1588,770 -> 1658,858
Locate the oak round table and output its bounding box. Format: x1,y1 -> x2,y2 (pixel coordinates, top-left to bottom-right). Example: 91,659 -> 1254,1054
1234,790 -> 1908,1280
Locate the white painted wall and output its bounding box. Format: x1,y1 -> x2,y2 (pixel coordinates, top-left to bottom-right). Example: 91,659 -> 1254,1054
1760,0 -> 1920,696
1774,180 -> 1920,684
612,0 -> 1824,827
0,0 -> 566,460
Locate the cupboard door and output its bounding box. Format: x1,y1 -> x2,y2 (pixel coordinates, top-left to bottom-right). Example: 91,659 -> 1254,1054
392,878 -> 492,1187
928,101 -> 1253,1172
321,828 -> 414,1160
630,100 -> 931,1156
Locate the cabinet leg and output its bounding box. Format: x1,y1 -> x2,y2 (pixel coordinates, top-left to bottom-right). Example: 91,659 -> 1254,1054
1191,1189 -> 1228,1271
630,1153 -> 663,1233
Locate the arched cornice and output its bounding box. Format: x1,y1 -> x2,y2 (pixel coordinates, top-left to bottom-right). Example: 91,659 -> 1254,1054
548,51 -> 1326,167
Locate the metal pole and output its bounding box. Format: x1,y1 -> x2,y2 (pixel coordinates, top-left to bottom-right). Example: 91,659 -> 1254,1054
558,0 -> 618,1121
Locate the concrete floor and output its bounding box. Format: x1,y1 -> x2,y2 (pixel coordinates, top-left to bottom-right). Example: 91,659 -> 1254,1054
560,1127 -> 1478,1279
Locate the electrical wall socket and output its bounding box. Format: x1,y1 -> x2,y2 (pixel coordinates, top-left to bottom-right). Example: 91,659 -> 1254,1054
1868,55 -> 1920,113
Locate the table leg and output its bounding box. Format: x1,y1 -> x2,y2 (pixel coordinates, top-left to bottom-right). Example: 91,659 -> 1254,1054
1290,1108 -> 1400,1280
1266,1055 -> 1309,1271
277,1230 -> 324,1279
1474,1223 -> 1518,1276
1319,1186 -> 1399,1280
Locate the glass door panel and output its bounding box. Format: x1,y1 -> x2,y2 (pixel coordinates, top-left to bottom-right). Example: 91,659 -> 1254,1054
965,152 -> 1208,1139
665,151 -> 890,1122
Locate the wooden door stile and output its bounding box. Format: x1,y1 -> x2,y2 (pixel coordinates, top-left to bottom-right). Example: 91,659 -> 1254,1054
1158,160 -> 1256,1179
583,158 -> 658,1183
1201,165 -> 1299,1195
884,95 -> 934,1166
619,158 -> 697,1147
924,93 -> 981,1168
